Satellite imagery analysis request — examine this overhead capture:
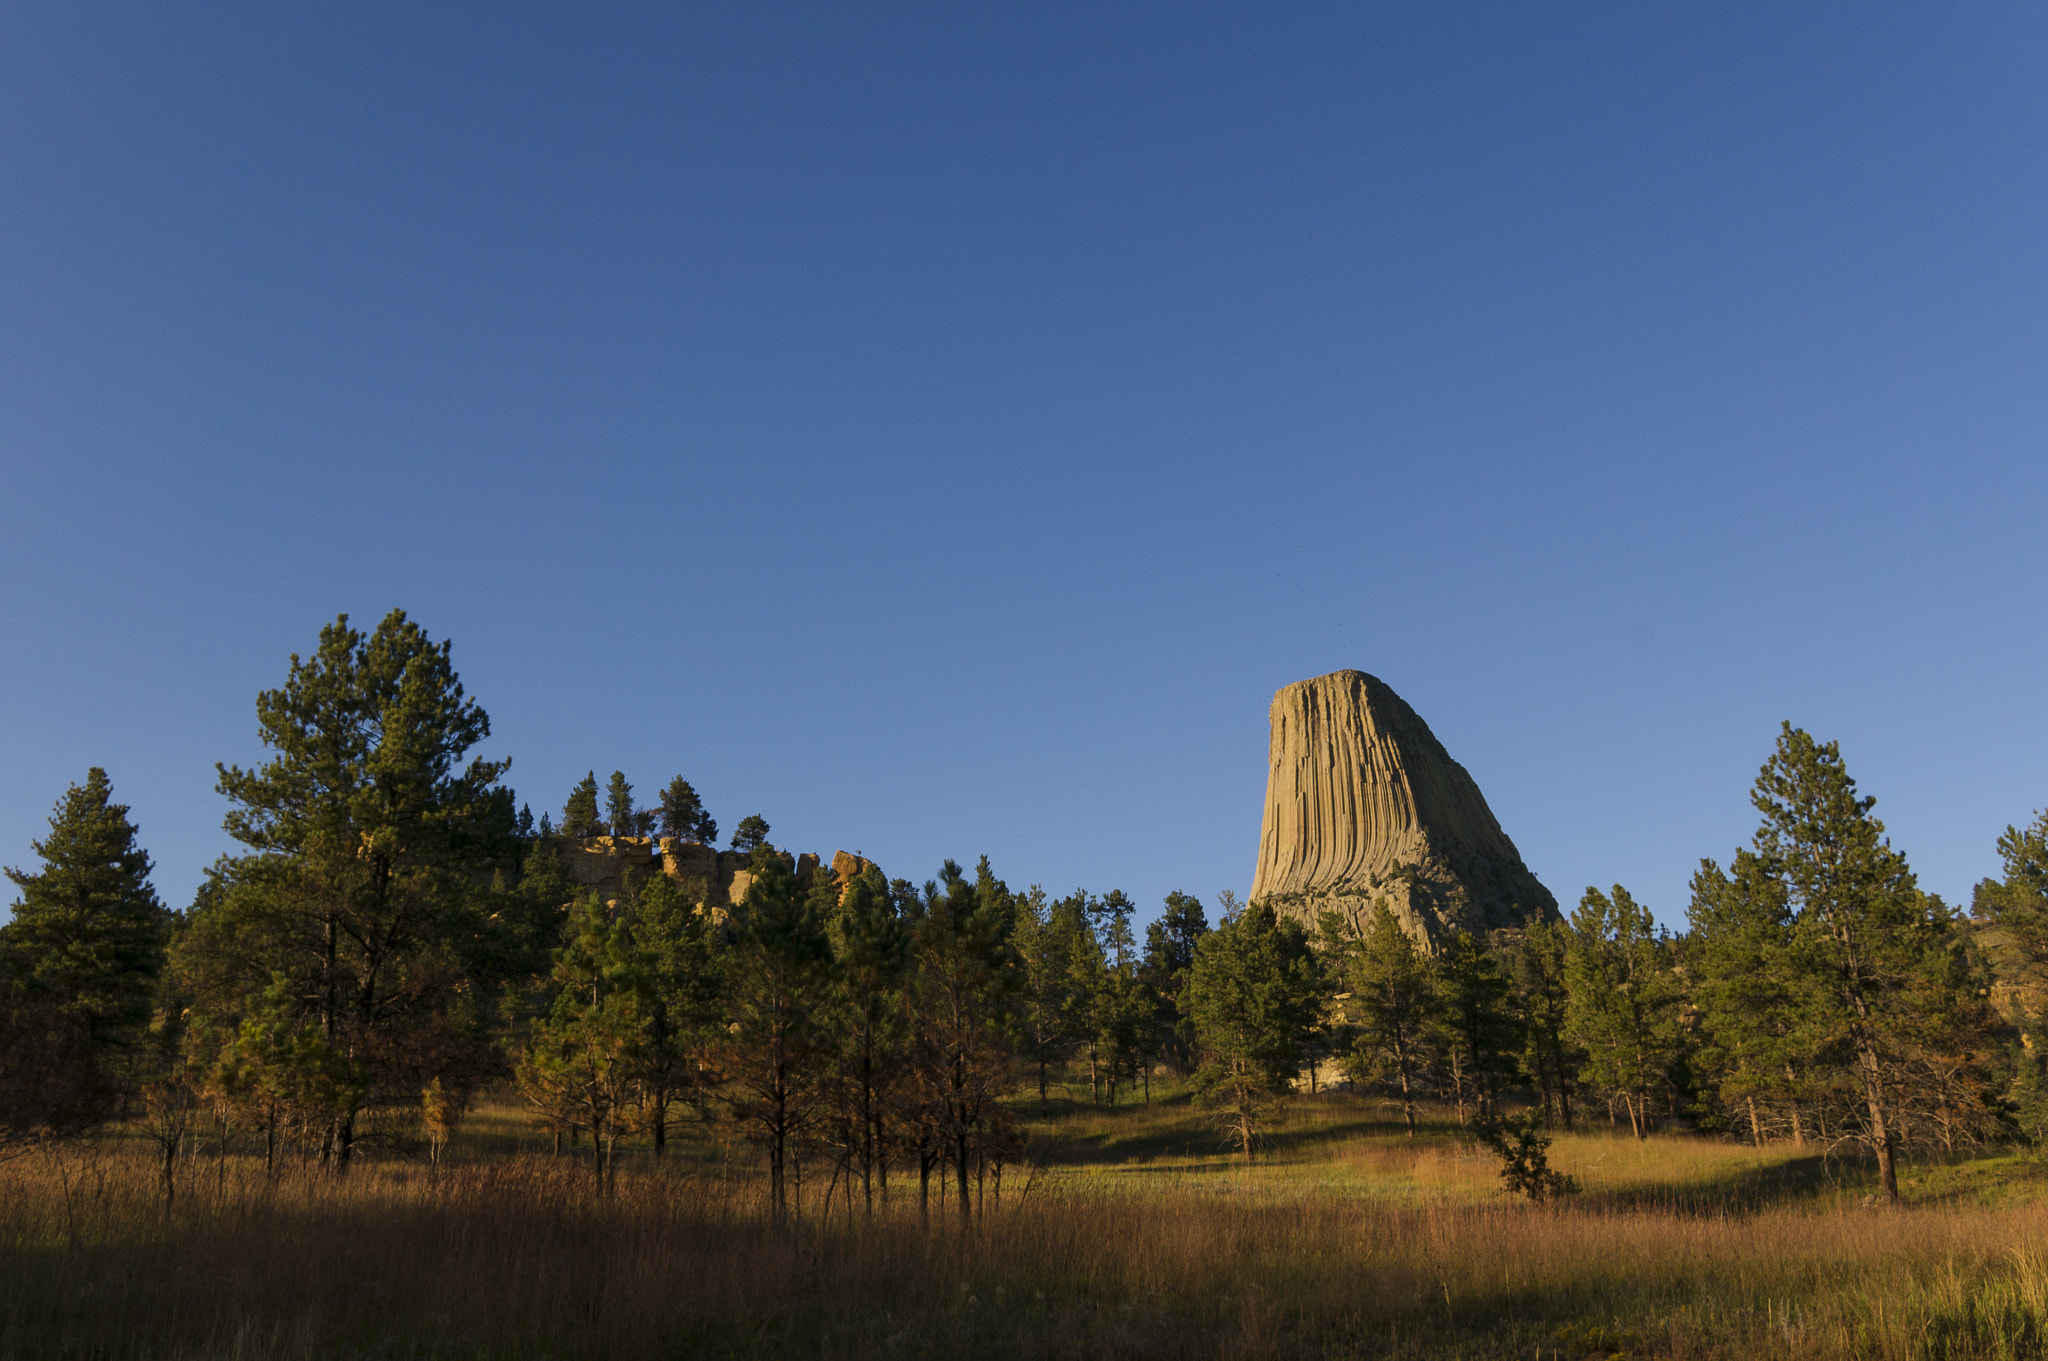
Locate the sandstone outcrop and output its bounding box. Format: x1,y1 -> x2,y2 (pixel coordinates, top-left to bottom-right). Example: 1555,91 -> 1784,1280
540,836 -> 854,914
1250,670 -> 1557,948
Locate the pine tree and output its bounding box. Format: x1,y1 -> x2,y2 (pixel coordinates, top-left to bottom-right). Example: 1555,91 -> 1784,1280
1507,919 -> 1580,1128
731,815 -> 771,853
822,861 -> 907,1212
1687,853 -> 1808,1145
1342,903 -> 1439,1136
1747,722 -> 1978,1202
630,871 -> 718,1157
713,845 -> 829,1221
516,892 -> 648,1193
656,776 -> 717,845
1975,810 -> 2048,1142
1433,930 -> 1521,1124
561,773 -> 601,838
1564,885 -> 1679,1139
604,771 -> 636,838
902,859 -> 1021,1223
1142,891 -> 1210,1077
1013,888 -> 1086,1112
1187,901 -> 1319,1164
2,768 -> 169,1058
207,610 -> 516,1167
1086,890 -> 1152,1103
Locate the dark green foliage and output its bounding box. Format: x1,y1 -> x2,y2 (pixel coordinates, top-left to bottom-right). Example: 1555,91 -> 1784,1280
1684,723 -> 1999,1200
1142,891 -> 1209,1076
630,870 -> 719,1157
0,979 -> 116,1155
1,770 -> 168,1164
202,610 -> 517,1166
1564,885 -> 1680,1139
1507,919 -> 1580,1129
1013,887 -> 1087,1111
1338,903 -> 1439,1135
731,815 -> 770,853
1472,1110 -> 1578,1201
903,857 -> 1022,1221
604,770 -> 639,837
1687,852 -> 1807,1144
656,776 -> 717,845
1187,902 -> 1320,1163
561,773 -> 601,838
714,845 -> 830,1220
1433,929 -> 1522,1124
820,860 -> 907,1210
1084,888 -> 1152,1103
2,768 -> 169,1060
1977,810 -> 2048,1144
515,892 -> 647,1192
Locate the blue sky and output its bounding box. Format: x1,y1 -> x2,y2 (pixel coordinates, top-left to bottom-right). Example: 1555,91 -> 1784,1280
3,3 -> 2044,928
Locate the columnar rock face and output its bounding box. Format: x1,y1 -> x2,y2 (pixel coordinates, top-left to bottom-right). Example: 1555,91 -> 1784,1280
1250,670 -> 1557,948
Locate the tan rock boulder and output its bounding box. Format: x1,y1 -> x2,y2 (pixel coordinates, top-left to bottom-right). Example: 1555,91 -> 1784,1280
1250,670 -> 1557,948
830,850 -> 876,900
547,835 -> 659,894
657,838 -> 718,883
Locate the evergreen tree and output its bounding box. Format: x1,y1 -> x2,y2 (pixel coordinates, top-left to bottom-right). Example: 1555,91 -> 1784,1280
561,773 -> 601,838
1186,901 -> 1319,1163
1746,722 -> 1983,1202
1142,891 -> 1210,1077
1433,929 -> 1521,1124
1564,885 -> 1679,1138
1975,810 -> 2048,1143
1507,919 -> 1580,1129
604,771 -> 636,838
713,845 -> 829,1221
1013,887 -> 1086,1112
732,815 -> 771,854
631,870 -> 719,1157
822,861 -> 907,1212
205,610 -> 516,1167
516,892 -> 648,1193
1086,889 -> 1152,1103
902,859 -> 1021,1223
656,776 -> 717,845
1341,904 -> 1439,1136
2,768 -> 170,1061
1687,853 -> 1808,1145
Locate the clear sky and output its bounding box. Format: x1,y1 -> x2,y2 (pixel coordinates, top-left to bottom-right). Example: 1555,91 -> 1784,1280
4,3 -> 2045,929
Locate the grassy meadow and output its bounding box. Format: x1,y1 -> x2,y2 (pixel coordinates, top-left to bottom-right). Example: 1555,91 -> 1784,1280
6,1081 -> 2048,1359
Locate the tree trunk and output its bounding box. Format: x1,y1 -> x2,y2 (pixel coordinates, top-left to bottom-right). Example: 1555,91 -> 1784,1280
956,1128 -> 972,1226
1400,1039 -> 1417,1137
1858,1038 -> 1901,1204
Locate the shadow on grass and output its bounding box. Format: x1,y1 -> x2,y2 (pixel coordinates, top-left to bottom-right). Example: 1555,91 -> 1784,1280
1023,1090 -> 1469,1170
1573,1151 -> 1854,1215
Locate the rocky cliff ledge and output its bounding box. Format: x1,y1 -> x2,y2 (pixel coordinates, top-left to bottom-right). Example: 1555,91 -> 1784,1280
1249,670 -> 1557,948
541,836 -> 871,915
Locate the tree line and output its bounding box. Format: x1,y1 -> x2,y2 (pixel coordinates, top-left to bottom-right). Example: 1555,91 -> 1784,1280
4,612 -> 2048,1211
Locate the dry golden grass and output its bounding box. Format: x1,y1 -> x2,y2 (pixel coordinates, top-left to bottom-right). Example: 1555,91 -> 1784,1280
4,1090 -> 2048,1358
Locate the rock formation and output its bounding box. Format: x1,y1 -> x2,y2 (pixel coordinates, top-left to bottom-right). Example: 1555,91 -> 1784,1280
541,835 -> 852,915
1250,670 -> 1557,948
